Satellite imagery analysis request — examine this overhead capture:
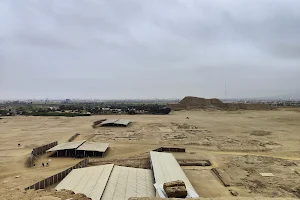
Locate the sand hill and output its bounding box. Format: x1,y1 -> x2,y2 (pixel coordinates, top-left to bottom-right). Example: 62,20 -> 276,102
168,96 -> 272,111
179,96 -> 223,106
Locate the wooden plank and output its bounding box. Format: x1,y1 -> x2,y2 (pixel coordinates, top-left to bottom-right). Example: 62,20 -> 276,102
211,168 -> 231,187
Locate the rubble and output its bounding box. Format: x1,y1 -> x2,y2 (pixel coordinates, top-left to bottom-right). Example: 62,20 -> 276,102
163,180 -> 187,198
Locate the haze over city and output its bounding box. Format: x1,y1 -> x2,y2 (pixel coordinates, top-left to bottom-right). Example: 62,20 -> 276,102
0,0 -> 300,99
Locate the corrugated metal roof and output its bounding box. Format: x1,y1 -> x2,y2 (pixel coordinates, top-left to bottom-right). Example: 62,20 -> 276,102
100,119 -> 118,126
46,140 -> 86,152
99,119 -> 131,126
150,151 -> 197,193
101,166 -> 155,200
114,119 -> 131,126
77,142 -> 109,152
56,165 -> 155,200
56,164 -> 114,200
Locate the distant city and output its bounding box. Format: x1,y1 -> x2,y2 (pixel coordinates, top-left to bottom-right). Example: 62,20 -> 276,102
1,97 -> 300,106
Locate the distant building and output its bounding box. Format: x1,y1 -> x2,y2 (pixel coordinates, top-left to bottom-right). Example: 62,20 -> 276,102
64,99 -> 72,103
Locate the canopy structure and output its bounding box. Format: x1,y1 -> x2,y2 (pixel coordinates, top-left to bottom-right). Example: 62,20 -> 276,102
76,142 -> 109,157
47,141 -> 109,157
99,119 -> 131,127
56,164 -> 114,200
150,151 -> 197,193
56,164 -> 155,200
47,140 -> 86,152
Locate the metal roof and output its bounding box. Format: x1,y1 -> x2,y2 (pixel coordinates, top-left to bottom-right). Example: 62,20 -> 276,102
100,119 -> 118,125
76,142 -> 109,152
150,151 -> 197,193
56,164 -> 114,200
56,164 -> 155,200
114,119 -> 131,126
101,166 -> 155,200
100,119 -> 131,126
46,140 -> 86,152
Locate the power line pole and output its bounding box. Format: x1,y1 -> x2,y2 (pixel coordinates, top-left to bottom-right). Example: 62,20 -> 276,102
225,81 -> 227,100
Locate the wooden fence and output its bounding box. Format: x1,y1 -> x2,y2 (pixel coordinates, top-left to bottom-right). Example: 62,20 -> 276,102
25,158 -> 89,190
32,141 -> 58,156
153,147 -> 186,153
67,133 -> 80,142
29,141 -> 58,167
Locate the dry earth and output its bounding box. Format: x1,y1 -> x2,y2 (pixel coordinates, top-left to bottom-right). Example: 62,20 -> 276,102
0,108 -> 300,199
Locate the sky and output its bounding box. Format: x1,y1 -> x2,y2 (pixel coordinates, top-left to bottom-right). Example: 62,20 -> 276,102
0,0 -> 300,100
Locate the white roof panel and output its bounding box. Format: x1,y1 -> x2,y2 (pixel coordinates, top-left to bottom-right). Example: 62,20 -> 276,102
114,119 -> 131,126
56,165 -> 155,200
100,119 -> 118,126
77,142 -> 109,152
56,164 -> 114,200
150,151 -> 197,193
46,140 -> 86,152
99,119 -> 131,126
101,166 -> 155,200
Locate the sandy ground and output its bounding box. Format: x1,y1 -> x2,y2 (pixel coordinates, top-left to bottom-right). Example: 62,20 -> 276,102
0,108 -> 300,199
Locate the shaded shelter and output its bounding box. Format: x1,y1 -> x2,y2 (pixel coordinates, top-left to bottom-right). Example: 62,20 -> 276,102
99,119 -> 131,127
46,140 -> 109,158
46,140 -> 86,157
55,164 -> 155,200
76,142 -> 109,157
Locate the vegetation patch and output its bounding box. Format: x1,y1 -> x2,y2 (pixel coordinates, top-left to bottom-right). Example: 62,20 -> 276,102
29,112 -> 91,117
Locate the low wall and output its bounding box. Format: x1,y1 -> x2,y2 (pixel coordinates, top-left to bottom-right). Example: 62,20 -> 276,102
153,147 -> 186,153
25,158 -> 89,190
92,119 -> 106,128
167,103 -> 186,111
67,133 -> 80,142
32,141 -> 58,156
211,168 -> 231,187
29,141 -> 58,167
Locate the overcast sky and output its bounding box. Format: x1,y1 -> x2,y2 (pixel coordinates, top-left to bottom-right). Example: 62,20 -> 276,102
0,0 -> 300,99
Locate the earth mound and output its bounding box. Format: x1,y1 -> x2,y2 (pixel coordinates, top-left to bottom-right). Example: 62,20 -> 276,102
168,96 -> 272,111
179,96 -> 222,106
1,189 -> 91,200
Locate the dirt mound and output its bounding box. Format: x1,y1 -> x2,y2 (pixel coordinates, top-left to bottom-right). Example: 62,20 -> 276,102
179,96 -> 222,106
217,139 -> 271,152
1,189 -> 91,200
250,130 -> 272,136
225,103 -> 272,111
176,123 -> 198,129
168,96 -> 272,111
168,96 -> 223,110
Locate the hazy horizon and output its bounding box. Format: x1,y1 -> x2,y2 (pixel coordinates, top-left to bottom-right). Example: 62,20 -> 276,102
1,0 -> 300,99
1,94 -> 299,101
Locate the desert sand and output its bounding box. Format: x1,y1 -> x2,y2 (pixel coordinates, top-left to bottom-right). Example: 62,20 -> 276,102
0,108 -> 300,199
